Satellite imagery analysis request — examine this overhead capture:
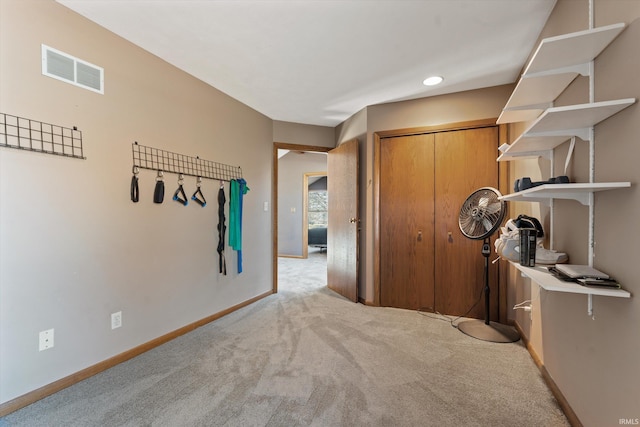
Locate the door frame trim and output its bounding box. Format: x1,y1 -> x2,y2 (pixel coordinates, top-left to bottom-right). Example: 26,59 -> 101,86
273,142 -> 332,294
373,118 -> 509,321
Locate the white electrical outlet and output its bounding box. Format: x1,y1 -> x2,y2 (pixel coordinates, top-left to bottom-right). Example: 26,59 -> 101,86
39,329 -> 54,351
111,311 -> 122,329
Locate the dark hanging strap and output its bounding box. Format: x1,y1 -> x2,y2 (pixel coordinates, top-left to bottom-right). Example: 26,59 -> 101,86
173,185 -> 188,205
153,171 -> 164,204
154,181 -> 165,203
130,166 -> 139,203
173,174 -> 188,206
191,177 -> 207,207
217,184 -> 227,275
130,176 -> 139,202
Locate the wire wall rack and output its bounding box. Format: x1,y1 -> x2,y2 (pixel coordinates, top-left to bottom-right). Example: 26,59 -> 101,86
132,142 -> 242,182
0,112 -> 85,159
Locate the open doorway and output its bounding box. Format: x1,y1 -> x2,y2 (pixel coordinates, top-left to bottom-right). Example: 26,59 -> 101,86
304,172 -> 327,258
277,152 -> 327,258
273,143 -> 331,293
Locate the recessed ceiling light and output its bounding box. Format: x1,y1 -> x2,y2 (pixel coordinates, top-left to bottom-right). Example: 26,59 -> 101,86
423,76 -> 443,86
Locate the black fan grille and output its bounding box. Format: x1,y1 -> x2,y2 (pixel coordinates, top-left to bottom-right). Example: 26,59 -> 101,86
458,187 -> 506,239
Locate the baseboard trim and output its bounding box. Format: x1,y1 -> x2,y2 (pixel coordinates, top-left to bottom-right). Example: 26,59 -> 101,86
0,290 -> 273,417
513,322 -> 583,427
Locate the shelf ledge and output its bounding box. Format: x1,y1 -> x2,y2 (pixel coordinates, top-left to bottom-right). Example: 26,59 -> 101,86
497,150 -> 552,162
498,22 -> 627,124
499,182 -> 631,205
523,22 -> 626,75
500,99 -> 636,156
508,262 -> 631,298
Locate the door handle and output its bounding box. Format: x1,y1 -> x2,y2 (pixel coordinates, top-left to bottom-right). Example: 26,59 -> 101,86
349,217 -> 358,223
417,230 -> 423,242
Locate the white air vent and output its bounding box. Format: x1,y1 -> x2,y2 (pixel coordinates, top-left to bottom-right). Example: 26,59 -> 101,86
42,45 -> 104,94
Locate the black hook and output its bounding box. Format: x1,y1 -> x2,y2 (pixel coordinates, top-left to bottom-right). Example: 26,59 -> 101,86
173,173 -> 188,206
192,176 -> 206,207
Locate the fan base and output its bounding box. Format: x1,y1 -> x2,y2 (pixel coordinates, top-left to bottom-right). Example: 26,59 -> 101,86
458,319 -> 520,343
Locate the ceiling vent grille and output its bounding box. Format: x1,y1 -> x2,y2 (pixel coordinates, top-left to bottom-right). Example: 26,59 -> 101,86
41,45 -> 104,94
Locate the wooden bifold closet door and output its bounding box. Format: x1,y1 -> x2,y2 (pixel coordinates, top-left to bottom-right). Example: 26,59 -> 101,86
380,133 -> 435,311
380,126 -> 499,320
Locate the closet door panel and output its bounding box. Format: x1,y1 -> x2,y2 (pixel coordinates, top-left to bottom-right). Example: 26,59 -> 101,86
434,127 -> 500,319
380,134 -> 435,310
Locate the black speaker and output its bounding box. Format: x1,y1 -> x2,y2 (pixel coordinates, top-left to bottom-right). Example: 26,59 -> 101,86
519,228 -> 537,267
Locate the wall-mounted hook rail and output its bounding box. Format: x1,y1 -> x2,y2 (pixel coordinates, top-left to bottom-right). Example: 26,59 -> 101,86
131,142 -> 242,182
1,112 -> 85,159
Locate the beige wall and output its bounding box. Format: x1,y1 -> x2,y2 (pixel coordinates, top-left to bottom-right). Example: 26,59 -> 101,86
336,107 -> 367,145
508,1 -> 640,425
273,120 -> 335,148
0,0 -> 273,404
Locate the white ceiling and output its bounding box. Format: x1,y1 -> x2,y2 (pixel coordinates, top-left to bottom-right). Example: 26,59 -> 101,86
56,0 -> 557,127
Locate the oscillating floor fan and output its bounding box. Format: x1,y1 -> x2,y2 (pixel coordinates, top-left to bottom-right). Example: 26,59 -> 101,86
457,187 -> 519,343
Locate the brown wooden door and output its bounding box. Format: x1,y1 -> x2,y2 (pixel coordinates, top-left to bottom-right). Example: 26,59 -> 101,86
434,127 -> 500,319
380,134 -> 435,310
327,139 -> 359,302
378,126 -> 500,318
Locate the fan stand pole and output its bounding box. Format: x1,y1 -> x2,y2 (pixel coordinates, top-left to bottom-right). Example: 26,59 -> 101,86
458,238 -> 520,343
483,240 -> 491,325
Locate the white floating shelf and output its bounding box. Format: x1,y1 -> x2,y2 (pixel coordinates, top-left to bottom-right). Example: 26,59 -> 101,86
524,22 -> 626,75
527,99 -> 636,135
499,182 -> 631,205
497,108 -> 545,125
497,72 -> 578,124
497,150 -> 551,162
498,23 -> 627,124
501,99 -> 636,156
509,262 -> 630,298
502,134 -> 575,156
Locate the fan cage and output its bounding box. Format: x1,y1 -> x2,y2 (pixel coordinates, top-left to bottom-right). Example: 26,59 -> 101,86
458,187 -> 506,240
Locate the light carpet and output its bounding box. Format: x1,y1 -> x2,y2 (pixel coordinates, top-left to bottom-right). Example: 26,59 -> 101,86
1,249 -> 568,426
